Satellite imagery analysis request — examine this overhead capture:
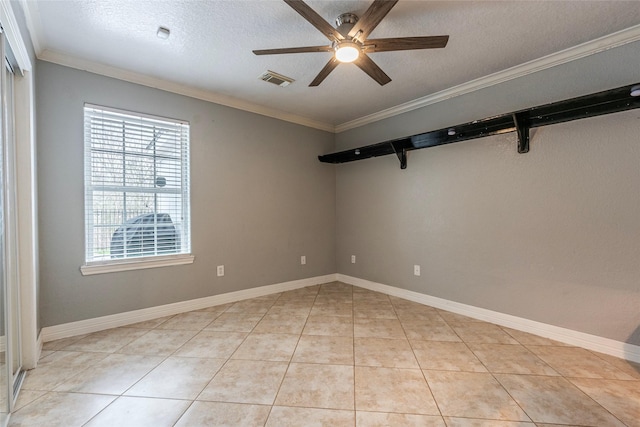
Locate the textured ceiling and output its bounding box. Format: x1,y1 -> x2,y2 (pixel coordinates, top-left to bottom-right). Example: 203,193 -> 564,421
24,0 -> 640,130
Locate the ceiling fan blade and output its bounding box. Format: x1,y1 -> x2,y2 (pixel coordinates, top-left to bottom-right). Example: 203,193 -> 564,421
364,35 -> 449,52
253,45 -> 333,55
354,54 -> 391,86
284,0 -> 344,41
348,0 -> 399,41
309,58 -> 339,86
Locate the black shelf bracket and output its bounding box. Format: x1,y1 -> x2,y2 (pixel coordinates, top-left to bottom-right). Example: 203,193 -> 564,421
319,82 -> 640,168
391,141 -> 408,169
512,112 -> 530,154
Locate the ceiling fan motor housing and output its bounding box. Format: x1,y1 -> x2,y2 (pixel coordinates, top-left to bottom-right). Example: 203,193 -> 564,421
336,13 -> 359,37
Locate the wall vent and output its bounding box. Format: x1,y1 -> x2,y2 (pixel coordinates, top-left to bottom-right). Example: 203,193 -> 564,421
258,70 -> 294,87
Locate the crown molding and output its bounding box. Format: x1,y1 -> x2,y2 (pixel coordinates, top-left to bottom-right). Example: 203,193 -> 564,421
25,0 -> 640,136
335,23 -> 640,133
38,49 -> 336,133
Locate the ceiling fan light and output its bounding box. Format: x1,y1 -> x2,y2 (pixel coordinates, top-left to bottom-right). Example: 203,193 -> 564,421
335,42 -> 360,63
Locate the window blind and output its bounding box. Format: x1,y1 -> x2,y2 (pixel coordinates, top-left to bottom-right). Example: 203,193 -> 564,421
84,104 -> 191,263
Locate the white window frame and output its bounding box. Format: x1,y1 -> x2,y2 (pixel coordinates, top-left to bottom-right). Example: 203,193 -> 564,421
81,104 -> 193,275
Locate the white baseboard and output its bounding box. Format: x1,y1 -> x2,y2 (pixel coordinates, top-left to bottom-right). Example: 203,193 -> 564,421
41,274 -> 337,342
40,272 -> 640,364
338,274 -> 640,364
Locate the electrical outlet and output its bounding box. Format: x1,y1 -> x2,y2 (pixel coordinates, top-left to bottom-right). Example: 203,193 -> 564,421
351,255 -> 356,264
301,255 -> 306,265
414,265 -> 421,276
217,265 -> 224,277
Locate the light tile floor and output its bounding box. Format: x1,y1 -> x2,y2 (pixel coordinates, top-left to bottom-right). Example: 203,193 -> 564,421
9,282 -> 640,427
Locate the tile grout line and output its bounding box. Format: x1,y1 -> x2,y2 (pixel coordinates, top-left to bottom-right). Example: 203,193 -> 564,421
396,301 -> 446,422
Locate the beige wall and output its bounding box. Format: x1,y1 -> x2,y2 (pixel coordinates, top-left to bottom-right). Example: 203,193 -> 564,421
35,37 -> 640,349
36,61 -> 336,327
334,42 -> 640,345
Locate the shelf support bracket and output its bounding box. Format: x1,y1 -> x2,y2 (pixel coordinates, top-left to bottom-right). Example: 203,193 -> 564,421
391,141 -> 407,169
512,112 -> 530,154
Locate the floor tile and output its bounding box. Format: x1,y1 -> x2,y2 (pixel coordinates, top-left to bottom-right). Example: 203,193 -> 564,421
424,370 -> 530,421
353,306 -> 398,319
8,392 -> 115,427
275,363 -> 354,410
54,353 -> 163,395
501,327 -> 572,346
389,296 -> 434,309
198,359 -> 288,405
266,406 -> 354,427
310,303 -> 354,317
438,310 -> 484,323
278,288 -> 319,300
354,337 -> 419,368
126,316 -> 172,329
527,346 -> 635,379
204,313 -> 264,332
495,374 -> 626,426
315,294 -> 354,305
353,294 -> 392,304
125,356 -> 225,399
355,366 -> 439,415
12,390 -> 47,411
443,419 -> 535,427
37,350 -> 55,360
252,314 -> 308,334
173,331 -> 247,359
174,401 -> 270,427
449,323 -> 519,344
534,424 -> 583,427
84,396 -> 190,427
62,328 -> 149,353
468,343 -> 559,375
396,308 -> 446,323
266,305 -> 313,316
292,335 -> 354,365
25,283 -> 638,427
589,351 -> 640,380
275,296 -> 318,306
231,332 -> 299,361
303,315 -> 354,337
117,329 -> 198,356
354,318 -> 406,339
22,351 -> 109,391
41,335 -> 88,351
356,411 -> 445,426
319,282 -> 353,293
401,321 -> 461,341
156,311 -> 221,331
411,341 -> 486,372
570,377 -> 640,427
225,299 -> 275,314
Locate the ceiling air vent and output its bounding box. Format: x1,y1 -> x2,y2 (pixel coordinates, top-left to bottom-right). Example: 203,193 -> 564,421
259,70 -> 294,87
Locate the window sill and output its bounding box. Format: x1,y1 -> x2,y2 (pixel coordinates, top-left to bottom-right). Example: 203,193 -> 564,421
81,254 -> 195,276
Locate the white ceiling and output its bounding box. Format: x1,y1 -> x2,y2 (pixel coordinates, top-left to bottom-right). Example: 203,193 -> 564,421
22,0 -> 640,131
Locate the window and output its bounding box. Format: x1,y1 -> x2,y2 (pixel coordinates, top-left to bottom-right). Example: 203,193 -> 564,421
82,104 -> 192,274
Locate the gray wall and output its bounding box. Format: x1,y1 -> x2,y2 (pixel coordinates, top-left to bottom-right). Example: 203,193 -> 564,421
335,41 -> 640,345
36,61 -> 336,327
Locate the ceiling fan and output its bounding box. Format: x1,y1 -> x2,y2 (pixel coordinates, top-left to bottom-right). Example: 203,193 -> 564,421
253,0 -> 449,87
